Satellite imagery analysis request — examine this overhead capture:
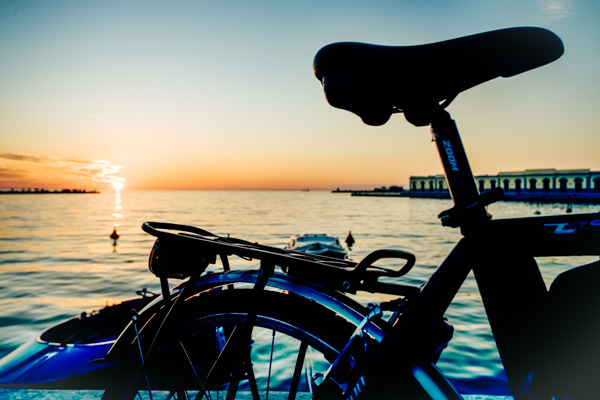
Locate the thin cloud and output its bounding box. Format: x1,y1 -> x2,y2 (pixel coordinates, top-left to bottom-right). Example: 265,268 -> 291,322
0,153 -> 125,188
0,153 -> 47,163
539,0 -> 572,21
0,166 -> 27,180
84,159 -> 125,185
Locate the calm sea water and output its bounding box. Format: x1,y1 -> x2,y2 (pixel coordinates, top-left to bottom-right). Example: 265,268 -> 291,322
0,190 -> 597,395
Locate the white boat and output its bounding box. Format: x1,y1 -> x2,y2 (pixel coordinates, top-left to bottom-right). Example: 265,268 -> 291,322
285,233 -> 348,259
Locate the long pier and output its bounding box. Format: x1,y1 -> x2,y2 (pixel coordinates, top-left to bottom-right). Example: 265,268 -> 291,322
333,188 -> 600,204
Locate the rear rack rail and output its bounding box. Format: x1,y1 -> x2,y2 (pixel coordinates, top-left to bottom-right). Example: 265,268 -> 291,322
143,221 -> 420,296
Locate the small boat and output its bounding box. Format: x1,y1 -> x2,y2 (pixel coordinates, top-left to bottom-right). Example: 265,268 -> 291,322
285,233 -> 348,259
0,290 -> 157,389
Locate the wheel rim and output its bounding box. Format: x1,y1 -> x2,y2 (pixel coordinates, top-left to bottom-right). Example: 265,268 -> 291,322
130,302 -> 349,399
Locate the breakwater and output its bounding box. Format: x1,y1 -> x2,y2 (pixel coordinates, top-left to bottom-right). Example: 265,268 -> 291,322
333,188 -> 600,204
0,189 -> 99,195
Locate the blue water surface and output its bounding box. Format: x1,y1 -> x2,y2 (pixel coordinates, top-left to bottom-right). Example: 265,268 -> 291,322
0,190 -> 596,396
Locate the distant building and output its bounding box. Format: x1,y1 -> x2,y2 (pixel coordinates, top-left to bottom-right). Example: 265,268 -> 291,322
409,169 -> 600,203
409,174 -> 450,199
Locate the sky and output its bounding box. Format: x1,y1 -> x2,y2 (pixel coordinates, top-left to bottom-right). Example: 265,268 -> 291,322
0,0 -> 599,191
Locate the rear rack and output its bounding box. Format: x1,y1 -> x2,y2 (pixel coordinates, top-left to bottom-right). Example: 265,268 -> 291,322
142,221 -> 419,297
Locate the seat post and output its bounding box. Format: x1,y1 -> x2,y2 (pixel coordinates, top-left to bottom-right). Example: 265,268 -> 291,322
430,108 -> 488,232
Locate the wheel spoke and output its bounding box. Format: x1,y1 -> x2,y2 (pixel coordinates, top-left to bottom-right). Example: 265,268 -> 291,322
245,355 -> 261,400
226,324 -> 256,400
203,325 -> 239,389
179,341 -> 211,400
266,330 -> 276,400
289,341 -> 309,400
225,365 -> 241,400
305,347 -> 315,394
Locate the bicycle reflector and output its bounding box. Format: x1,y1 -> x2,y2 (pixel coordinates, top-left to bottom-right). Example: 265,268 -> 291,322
148,237 -> 216,279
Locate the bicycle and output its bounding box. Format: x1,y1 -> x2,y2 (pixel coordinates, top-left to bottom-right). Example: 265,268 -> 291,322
98,27 -> 600,399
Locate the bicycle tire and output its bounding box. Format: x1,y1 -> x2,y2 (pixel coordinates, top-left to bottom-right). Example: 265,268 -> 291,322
103,288 -> 361,399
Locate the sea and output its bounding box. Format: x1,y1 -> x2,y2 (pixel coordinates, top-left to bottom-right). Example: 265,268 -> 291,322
0,190 -> 598,398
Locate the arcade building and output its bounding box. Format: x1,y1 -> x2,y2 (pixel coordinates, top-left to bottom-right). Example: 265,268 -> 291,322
409,169 -> 600,202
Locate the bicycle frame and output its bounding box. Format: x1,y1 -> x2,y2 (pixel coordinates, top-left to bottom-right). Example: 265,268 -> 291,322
107,107 -> 599,400
354,107 -> 600,399
100,106 -> 599,400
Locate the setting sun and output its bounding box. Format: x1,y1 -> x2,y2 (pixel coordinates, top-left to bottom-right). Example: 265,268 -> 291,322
112,181 -> 124,191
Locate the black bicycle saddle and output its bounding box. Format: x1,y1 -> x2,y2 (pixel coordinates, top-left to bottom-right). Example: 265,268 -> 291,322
313,27 -> 564,126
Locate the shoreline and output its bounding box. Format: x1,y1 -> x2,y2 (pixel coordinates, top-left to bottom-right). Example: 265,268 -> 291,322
334,189 -> 600,204
0,190 -> 99,195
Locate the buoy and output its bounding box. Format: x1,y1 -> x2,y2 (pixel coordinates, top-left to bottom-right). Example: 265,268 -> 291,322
110,226 -> 120,245
345,231 -> 355,248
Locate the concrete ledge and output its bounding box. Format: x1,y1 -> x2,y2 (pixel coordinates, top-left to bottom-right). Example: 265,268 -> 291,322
0,389 -> 103,399
0,389 -> 514,399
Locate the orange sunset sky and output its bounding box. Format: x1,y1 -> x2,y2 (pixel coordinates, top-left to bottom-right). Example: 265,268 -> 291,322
1,1 -> 599,191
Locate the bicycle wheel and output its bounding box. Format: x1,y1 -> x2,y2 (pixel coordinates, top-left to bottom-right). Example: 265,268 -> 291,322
103,288 -> 364,400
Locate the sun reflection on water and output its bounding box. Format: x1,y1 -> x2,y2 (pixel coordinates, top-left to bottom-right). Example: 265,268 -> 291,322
111,181 -> 124,248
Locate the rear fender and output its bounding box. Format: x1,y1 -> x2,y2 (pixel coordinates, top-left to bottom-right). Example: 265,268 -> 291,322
104,269 -> 387,364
